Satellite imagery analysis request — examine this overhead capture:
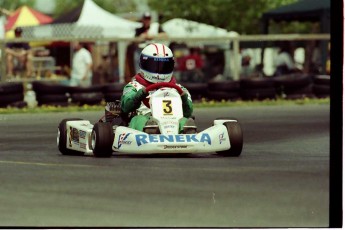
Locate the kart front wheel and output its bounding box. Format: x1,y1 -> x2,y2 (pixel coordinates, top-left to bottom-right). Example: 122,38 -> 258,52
91,122 -> 114,158
217,121 -> 243,157
57,118 -> 84,156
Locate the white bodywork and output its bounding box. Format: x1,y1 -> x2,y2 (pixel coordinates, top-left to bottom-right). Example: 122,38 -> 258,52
65,120 -> 94,155
64,87 -> 238,155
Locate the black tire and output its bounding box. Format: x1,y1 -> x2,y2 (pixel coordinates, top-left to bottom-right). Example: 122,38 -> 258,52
183,82 -> 208,91
208,80 -> 240,91
103,83 -> 125,93
207,90 -> 240,101
68,85 -> 104,93
0,82 -> 23,95
8,101 -> 27,108
57,118 -> 84,156
241,88 -> 277,100
181,83 -> 208,100
273,74 -> 312,89
313,84 -> 330,95
283,84 -> 313,95
240,78 -> 275,89
36,94 -> 69,103
217,121 -> 243,157
32,81 -> 70,94
104,92 -> 123,102
38,101 -> 69,107
313,75 -> 330,85
71,92 -> 103,105
0,93 -> 24,107
91,122 -> 114,157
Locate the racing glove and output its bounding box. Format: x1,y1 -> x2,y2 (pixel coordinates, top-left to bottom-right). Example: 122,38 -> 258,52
132,88 -> 147,109
121,88 -> 148,113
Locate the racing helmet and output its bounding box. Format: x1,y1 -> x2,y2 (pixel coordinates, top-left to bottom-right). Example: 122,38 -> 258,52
139,43 -> 175,83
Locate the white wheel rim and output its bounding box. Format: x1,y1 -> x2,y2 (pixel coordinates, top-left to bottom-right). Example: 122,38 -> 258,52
57,129 -> 60,147
91,131 -> 96,150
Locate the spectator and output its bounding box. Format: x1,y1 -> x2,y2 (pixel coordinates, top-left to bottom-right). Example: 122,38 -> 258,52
69,41 -> 93,87
274,42 -> 301,76
310,41 -> 322,74
135,12 -> 167,40
177,47 -> 205,83
5,27 -> 32,78
240,49 -> 254,78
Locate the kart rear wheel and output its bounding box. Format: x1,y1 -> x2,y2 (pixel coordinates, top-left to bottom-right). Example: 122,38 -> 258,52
57,118 -> 84,156
217,121 -> 243,157
91,122 -> 114,158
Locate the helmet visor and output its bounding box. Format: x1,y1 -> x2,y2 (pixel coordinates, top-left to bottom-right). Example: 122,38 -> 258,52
140,55 -> 175,74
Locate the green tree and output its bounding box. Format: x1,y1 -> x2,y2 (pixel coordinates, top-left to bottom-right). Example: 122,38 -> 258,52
53,0 -> 136,18
148,0 -> 298,34
0,0 -> 35,14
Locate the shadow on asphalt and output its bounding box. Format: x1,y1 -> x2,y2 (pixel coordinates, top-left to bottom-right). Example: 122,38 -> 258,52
112,153 -> 226,159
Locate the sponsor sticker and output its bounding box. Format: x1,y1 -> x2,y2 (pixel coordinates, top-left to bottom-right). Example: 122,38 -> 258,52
69,127 -> 79,147
118,133 -> 132,148
79,130 -> 86,139
219,133 -> 226,144
80,143 -> 86,149
135,134 -> 211,146
163,145 -> 188,150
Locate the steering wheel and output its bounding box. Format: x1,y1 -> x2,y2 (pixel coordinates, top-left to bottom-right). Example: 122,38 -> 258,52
145,82 -> 184,95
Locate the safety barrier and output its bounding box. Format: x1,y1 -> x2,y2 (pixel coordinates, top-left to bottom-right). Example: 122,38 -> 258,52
0,74 -> 330,108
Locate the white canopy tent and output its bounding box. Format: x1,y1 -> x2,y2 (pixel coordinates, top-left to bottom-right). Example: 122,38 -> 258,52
162,18 -> 239,78
26,0 -> 140,38
162,18 -> 238,38
22,0 -> 141,82
76,0 -> 141,38
74,0 -> 142,81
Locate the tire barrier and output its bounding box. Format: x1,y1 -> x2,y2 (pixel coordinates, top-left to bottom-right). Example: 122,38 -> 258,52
12,74 -> 330,108
273,74 -> 313,99
0,82 -> 25,108
207,80 -> 240,101
32,81 -> 70,106
312,75 -> 330,98
68,85 -> 104,105
102,83 -> 124,102
181,82 -> 208,100
240,78 -> 276,100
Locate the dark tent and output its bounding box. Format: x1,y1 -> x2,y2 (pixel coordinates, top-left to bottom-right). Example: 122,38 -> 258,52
261,0 -> 330,74
262,0 -> 330,33
52,4 -> 83,24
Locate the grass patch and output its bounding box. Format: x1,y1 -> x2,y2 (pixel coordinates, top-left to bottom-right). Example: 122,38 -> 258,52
194,97 -> 330,108
0,97 -> 330,114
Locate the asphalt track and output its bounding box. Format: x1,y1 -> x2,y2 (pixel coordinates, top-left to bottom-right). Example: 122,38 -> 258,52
0,104 -> 329,227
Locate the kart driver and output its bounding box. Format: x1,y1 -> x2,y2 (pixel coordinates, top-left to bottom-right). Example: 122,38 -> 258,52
105,43 -> 196,134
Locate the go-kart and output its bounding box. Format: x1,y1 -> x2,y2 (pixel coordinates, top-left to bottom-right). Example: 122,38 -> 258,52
57,82 -> 243,157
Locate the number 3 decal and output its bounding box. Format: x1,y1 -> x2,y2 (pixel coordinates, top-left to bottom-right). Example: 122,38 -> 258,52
163,100 -> 173,115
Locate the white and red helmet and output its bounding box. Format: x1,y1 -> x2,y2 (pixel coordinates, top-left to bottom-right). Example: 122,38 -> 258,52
139,43 -> 175,83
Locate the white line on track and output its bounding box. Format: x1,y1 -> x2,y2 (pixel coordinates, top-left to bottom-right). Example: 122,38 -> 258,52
0,160 -> 95,168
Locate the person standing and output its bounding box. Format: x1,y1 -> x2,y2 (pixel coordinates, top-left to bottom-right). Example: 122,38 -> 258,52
70,41 -> 93,87
273,42 -> 301,76
177,47 -> 205,82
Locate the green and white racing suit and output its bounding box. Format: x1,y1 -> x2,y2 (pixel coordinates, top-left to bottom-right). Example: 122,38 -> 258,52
121,74 -> 193,132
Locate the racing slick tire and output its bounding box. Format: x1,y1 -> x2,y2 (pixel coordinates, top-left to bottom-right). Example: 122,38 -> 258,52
57,118 -> 84,156
216,120 -> 243,157
91,122 -> 114,158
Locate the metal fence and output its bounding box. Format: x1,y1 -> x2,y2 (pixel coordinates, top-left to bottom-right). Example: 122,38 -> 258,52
0,33 -> 330,83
